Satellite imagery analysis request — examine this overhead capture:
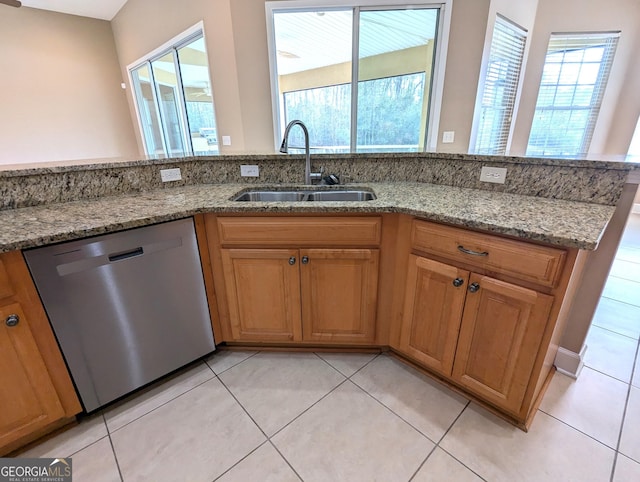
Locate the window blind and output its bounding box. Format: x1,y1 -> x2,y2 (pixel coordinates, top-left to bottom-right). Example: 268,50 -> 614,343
472,15 -> 527,155
526,32 -> 619,157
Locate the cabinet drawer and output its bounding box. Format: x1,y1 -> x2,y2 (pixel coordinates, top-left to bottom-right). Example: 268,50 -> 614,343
411,220 -> 566,287
218,216 -> 382,246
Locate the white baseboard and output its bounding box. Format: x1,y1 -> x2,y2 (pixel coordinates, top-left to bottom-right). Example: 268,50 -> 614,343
632,203 -> 640,214
554,345 -> 587,379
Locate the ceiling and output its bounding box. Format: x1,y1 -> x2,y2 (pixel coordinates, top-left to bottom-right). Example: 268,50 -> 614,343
274,9 -> 438,75
19,0 -> 128,20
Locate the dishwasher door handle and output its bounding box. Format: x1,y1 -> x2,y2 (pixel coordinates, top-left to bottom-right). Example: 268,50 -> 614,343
108,247 -> 144,262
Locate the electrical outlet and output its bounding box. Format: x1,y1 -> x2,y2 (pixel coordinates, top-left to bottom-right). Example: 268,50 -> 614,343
222,136 -> 232,146
240,165 -> 259,177
160,168 -> 182,182
480,166 -> 507,184
442,131 -> 455,143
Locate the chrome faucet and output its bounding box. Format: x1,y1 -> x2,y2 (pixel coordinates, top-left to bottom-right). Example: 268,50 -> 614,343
279,120 -> 322,185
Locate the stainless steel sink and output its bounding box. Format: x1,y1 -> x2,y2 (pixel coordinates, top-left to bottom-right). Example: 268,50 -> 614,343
307,190 -> 376,201
232,189 -> 376,202
232,191 -> 308,202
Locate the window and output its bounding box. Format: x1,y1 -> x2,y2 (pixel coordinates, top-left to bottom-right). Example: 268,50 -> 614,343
526,32 -> 619,158
267,2 -> 450,153
471,15 -> 527,155
129,30 -> 218,157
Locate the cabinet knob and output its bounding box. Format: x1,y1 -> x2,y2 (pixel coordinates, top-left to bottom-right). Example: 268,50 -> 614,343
468,282 -> 480,293
289,256 -> 296,265
5,314 -> 19,327
302,256 -> 309,264
452,278 -> 464,287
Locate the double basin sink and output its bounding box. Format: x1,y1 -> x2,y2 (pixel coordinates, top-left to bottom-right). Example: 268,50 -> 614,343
233,188 -> 376,202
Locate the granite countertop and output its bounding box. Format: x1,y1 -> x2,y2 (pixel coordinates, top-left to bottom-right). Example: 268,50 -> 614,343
0,182 -> 615,253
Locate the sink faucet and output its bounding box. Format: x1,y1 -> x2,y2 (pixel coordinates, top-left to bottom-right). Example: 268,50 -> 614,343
279,120 -> 322,185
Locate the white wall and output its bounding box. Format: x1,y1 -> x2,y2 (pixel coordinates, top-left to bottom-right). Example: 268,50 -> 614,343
0,7 -> 137,165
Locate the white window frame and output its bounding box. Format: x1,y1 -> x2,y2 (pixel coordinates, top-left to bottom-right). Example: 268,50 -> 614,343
265,0 -> 452,153
526,31 -> 620,158
127,22 -> 217,157
469,14 -> 528,155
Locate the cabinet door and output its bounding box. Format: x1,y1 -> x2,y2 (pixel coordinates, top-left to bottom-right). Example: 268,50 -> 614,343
221,249 -> 302,342
452,274 -> 553,414
0,302 -> 65,448
300,249 -> 379,343
399,255 -> 469,376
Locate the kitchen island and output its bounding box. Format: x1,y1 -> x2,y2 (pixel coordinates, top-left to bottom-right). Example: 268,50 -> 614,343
0,153 -> 637,453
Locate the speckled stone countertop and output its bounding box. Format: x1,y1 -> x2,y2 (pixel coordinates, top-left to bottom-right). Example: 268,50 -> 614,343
0,182 -> 614,253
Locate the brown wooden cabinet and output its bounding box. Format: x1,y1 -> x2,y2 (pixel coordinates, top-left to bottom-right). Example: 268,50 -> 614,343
0,302 -> 65,449
400,255 -> 554,414
0,251 -> 81,456
205,213 -> 583,429
209,215 -> 382,345
452,274 -> 553,414
399,255 -> 468,376
395,219 -> 580,427
300,248 -> 379,343
221,246 -> 379,344
221,248 -> 302,342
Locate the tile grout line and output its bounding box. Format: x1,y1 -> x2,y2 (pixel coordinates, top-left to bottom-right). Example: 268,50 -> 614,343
407,444 -> 438,481
265,377 -> 351,440
101,413 -> 125,482
582,364 -> 634,386
404,399 -> 469,482
609,336 -> 640,481
339,353 -> 487,480
267,440 -> 305,482
104,363 -> 217,434
312,350 -> 382,378
347,374 -> 441,445
216,371 -> 352,481
66,351 -> 457,479
427,401 -> 489,482
215,376 -> 271,440
538,360 -> 635,453
214,353 -> 385,481
599,293 -> 640,310
290,352 -> 457,480
205,350 -> 261,377
604,274 -> 640,285
202,361 -> 295,482
537,409 -> 621,452
210,440 -> 271,482
345,354 -> 467,446
591,322 -> 640,342
217,351 -> 352,440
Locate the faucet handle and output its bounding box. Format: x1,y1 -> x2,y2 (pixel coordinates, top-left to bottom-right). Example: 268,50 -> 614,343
310,166 -> 324,182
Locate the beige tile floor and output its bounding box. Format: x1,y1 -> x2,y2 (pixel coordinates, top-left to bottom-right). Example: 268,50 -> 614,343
16,214 -> 640,481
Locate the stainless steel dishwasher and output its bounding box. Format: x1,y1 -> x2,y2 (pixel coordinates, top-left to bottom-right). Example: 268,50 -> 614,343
24,218 -> 215,412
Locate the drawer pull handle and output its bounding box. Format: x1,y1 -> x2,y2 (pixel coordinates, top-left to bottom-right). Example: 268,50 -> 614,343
468,282 -> 480,293
452,278 -> 464,287
289,256 -> 296,265
302,256 -> 309,265
458,245 -> 488,257
5,314 -> 19,327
